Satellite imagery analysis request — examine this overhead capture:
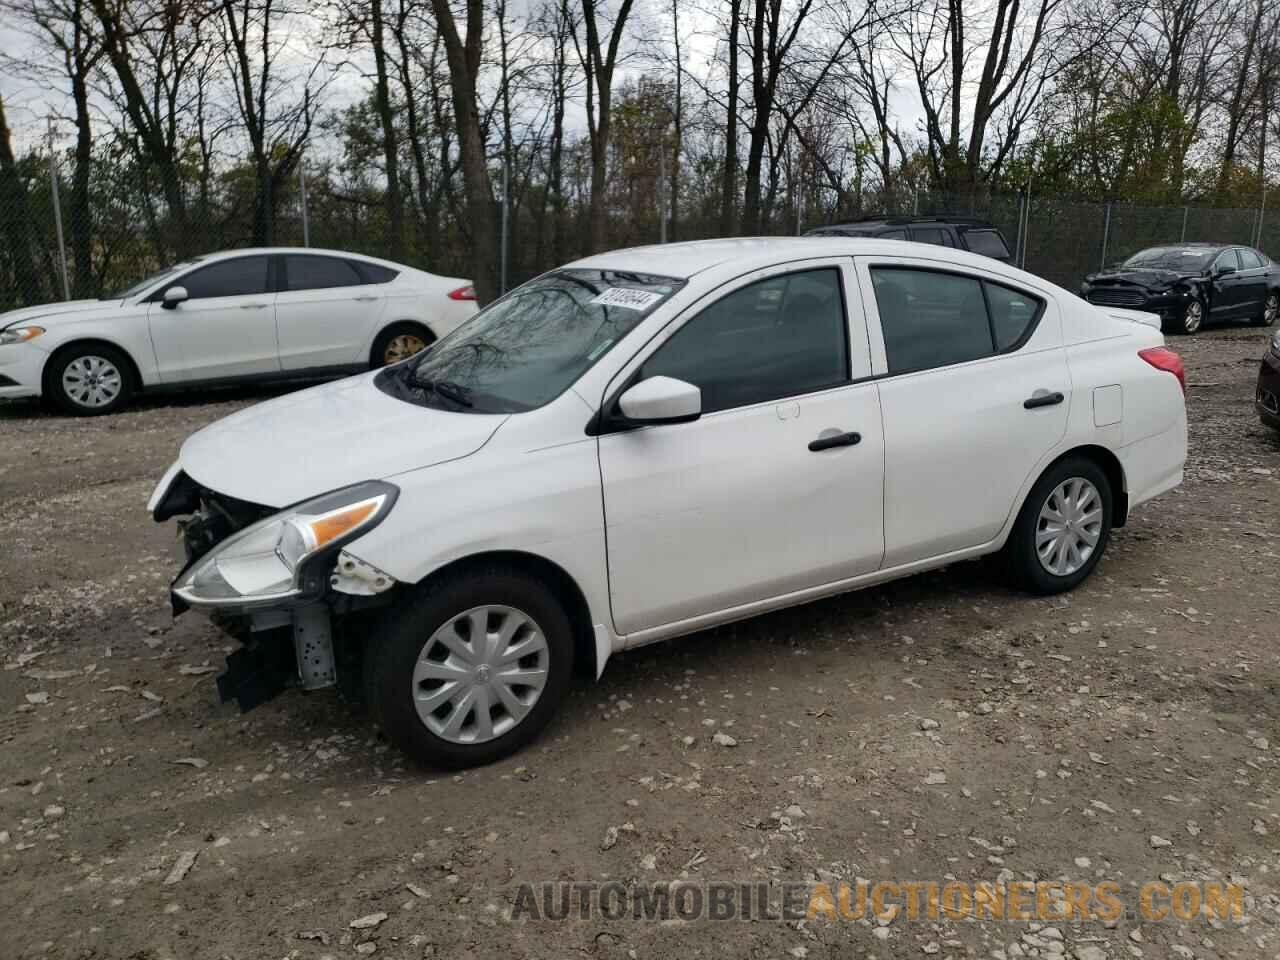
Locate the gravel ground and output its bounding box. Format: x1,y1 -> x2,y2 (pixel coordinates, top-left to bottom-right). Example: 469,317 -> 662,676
1,327 -> 1278,960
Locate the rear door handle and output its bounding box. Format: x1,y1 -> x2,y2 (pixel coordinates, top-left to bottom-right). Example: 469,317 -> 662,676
808,430 -> 861,452
354,295 -> 381,303
1023,391 -> 1064,409
240,303 -> 270,310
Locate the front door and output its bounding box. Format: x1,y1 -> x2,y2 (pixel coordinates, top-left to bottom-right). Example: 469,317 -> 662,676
857,258 -> 1071,567
1208,249 -> 1249,321
146,255 -> 279,382
275,254 -> 388,370
598,262 -> 885,637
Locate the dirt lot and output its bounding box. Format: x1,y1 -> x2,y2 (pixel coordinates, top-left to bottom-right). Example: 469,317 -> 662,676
2,327 -> 1279,960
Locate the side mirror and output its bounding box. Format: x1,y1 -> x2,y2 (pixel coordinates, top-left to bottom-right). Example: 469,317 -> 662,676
162,286 -> 189,309
616,376 -> 701,426
1214,264 -> 1236,278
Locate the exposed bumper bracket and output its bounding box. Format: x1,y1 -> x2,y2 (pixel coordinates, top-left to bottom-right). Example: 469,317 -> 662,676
293,603 -> 336,690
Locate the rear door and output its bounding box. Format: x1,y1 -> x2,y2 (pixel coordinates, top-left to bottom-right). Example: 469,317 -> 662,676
275,254 -> 389,370
856,256 -> 1070,566
146,255 -> 279,382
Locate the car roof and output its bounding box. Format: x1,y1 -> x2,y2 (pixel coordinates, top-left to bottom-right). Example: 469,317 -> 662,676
566,236 -> 1018,282
192,247 -> 413,271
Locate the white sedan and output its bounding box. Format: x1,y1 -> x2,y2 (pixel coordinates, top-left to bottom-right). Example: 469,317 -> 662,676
0,248 -> 476,414
148,237 -> 1187,768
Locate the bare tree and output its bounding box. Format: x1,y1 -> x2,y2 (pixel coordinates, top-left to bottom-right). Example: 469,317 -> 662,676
575,0 -> 635,253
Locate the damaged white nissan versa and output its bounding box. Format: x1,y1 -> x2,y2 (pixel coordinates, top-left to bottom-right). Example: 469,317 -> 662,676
149,238 -> 1187,768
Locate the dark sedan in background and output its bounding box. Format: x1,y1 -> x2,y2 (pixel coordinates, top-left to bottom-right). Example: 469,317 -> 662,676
1081,243 -> 1280,335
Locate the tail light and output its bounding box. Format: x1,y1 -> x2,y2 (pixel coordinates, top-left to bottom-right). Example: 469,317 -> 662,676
448,285 -> 477,302
1138,346 -> 1186,395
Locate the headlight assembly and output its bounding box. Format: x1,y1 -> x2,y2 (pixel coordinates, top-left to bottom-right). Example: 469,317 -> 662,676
0,326 -> 45,345
173,480 -> 398,608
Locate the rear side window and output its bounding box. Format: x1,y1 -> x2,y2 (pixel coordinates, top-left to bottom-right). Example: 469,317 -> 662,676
357,261 -> 400,284
285,255 -> 365,291
1238,249 -> 1263,269
179,257 -> 269,299
870,267 -> 1044,374
984,282 -> 1043,350
639,268 -> 848,413
879,229 -> 908,240
910,227 -> 953,247
963,229 -> 1011,260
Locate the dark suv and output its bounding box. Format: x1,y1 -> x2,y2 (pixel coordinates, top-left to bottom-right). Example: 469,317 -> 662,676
805,216 -> 1014,263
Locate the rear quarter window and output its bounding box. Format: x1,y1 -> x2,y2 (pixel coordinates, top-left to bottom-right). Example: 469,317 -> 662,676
963,230 -> 1011,260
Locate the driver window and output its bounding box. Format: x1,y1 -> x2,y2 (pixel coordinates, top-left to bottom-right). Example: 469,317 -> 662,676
1214,250 -> 1240,273
638,268 -> 849,414
178,257 -> 270,300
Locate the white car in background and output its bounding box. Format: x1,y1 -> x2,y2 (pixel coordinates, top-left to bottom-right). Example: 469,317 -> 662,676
0,248 -> 476,415
148,237 -> 1187,768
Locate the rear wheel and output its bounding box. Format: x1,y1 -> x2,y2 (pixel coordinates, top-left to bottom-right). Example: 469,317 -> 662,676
363,565 -> 574,768
1005,456 -> 1113,595
1255,292 -> 1278,327
371,322 -> 434,368
46,343 -> 134,415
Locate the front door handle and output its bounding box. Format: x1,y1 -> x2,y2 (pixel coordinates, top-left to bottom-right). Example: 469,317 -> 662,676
1023,391 -> 1065,409
808,430 -> 861,452
239,303 -> 270,310
354,295 -> 381,303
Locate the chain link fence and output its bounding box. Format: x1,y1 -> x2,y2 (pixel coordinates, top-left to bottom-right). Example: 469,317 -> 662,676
0,147 -> 1274,311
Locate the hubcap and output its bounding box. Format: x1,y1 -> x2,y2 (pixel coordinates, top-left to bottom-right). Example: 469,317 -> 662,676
1036,477 -> 1103,577
412,605 -> 550,744
384,333 -> 427,365
62,355 -> 122,408
1184,301 -> 1202,333
1265,295 -> 1278,325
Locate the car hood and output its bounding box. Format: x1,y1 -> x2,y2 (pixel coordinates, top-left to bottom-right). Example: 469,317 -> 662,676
1085,269 -> 1197,289
0,299 -> 121,328
179,372 -> 509,508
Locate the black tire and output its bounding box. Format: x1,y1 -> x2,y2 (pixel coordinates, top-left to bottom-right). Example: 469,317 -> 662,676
1004,455 -> 1113,595
363,565 -> 574,768
1163,296 -> 1205,335
1255,291 -> 1279,328
45,342 -> 135,416
370,321 -> 434,368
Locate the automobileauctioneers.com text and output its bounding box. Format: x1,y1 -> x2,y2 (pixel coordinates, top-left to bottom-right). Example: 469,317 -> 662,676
510,880 -> 1245,924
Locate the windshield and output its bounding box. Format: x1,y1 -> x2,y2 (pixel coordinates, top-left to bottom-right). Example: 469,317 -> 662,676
378,268 -> 685,414
104,259 -> 200,300
1121,247 -> 1216,272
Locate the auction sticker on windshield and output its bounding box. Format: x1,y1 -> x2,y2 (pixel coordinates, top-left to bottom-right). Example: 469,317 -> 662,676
590,288 -> 665,310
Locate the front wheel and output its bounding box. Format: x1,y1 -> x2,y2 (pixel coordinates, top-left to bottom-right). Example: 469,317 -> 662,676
363,566 -> 574,768
1004,456 -> 1113,595
46,343 -> 134,415
1255,292 -> 1278,327
1166,297 -> 1204,335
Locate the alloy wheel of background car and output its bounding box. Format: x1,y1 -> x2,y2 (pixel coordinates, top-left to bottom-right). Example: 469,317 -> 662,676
364,564 -> 574,768
384,333 -> 427,365
1182,299 -> 1204,334
1259,293 -> 1278,327
411,604 -> 550,744
48,344 -> 134,416
371,322 -> 435,368
1005,455 -> 1113,595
